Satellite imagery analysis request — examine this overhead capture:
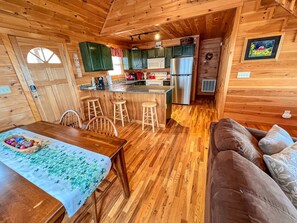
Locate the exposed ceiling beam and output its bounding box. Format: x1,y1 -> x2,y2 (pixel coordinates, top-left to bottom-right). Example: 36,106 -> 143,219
100,0 -> 116,35
100,0 -> 244,35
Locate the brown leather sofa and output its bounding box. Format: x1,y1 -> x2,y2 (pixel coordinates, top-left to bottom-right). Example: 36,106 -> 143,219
205,119 -> 297,223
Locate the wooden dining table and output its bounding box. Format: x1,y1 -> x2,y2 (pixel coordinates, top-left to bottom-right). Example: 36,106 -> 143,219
0,121 -> 129,223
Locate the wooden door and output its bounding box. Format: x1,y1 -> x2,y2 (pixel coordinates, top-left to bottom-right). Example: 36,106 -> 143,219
11,36 -> 79,123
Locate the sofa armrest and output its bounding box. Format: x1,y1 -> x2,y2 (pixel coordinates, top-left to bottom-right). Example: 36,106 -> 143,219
247,127 -> 297,142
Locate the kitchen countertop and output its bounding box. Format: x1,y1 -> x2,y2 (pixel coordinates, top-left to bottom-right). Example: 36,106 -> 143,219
80,82 -> 174,94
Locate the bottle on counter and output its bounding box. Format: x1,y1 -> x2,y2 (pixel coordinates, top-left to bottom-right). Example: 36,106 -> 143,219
91,77 -> 96,87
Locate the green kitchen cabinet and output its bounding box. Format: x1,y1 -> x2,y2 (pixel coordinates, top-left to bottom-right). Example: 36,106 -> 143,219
182,44 -> 195,56
173,45 -> 183,57
100,45 -> 113,70
131,50 -> 142,69
123,49 -> 132,70
79,42 -> 113,72
155,48 -> 165,58
147,49 -> 156,58
142,50 -> 148,69
165,47 -> 173,68
173,44 -> 195,57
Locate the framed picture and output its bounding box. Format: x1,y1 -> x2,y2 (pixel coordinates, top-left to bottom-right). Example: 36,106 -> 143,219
241,33 -> 284,62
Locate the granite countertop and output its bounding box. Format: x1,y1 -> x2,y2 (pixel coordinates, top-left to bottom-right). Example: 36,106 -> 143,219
80,82 -> 174,94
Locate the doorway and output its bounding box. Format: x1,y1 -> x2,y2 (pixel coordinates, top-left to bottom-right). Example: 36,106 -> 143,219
11,36 -> 79,123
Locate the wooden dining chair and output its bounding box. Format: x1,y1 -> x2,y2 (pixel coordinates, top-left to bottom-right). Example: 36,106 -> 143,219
59,109 -> 82,129
85,116 -> 118,137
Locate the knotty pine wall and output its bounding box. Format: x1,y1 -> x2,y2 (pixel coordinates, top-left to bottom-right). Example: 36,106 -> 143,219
222,1 -> 297,127
0,38 -> 35,131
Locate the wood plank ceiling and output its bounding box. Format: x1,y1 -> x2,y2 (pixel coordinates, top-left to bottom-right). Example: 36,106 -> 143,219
0,0 -> 113,42
109,9 -> 236,43
0,0 -> 243,45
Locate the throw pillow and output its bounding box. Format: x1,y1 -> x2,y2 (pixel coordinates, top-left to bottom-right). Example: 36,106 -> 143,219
264,142 -> 297,208
214,118 -> 267,171
259,124 -> 294,155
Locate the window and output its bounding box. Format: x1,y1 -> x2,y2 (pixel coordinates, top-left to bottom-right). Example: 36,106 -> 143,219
108,56 -> 123,76
27,47 -> 61,64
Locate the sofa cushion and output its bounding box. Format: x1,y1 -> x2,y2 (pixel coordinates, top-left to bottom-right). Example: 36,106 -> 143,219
214,118 -> 267,171
264,142 -> 297,208
259,124 -> 294,155
210,151 -> 297,223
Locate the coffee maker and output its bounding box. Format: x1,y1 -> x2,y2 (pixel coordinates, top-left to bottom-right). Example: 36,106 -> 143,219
96,76 -> 105,90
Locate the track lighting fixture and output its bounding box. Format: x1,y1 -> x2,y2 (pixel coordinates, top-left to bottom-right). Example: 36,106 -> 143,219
129,30 -> 160,41
155,32 -> 160,40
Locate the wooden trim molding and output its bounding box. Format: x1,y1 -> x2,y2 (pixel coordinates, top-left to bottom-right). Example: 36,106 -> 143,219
0,34 -> 41,121
216,6 -> 242,118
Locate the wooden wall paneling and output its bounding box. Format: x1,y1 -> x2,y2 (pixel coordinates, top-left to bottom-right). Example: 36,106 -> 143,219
223,0 -> 297,127
197,38 -> 222,95
215,6 -> 242,118
191,36 -> 200,101
59,43 -> 81,114
0,34 -> 36,131
1,34 -> 41,121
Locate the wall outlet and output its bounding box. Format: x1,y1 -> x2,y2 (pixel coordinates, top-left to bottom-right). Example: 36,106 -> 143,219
237,72 -> 251,79
0,85 -> 11,94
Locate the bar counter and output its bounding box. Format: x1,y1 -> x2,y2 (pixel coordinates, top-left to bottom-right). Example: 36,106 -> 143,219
80,82 -> 173,128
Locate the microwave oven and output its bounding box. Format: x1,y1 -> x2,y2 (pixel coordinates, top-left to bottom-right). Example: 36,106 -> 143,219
147,58 -> 165,69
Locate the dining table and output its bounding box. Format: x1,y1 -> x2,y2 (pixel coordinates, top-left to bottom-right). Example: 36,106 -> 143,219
0,121 -> 129,223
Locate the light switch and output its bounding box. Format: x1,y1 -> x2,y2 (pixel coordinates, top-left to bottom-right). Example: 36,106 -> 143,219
237,72 -> 251,79
0,85 -> 11,94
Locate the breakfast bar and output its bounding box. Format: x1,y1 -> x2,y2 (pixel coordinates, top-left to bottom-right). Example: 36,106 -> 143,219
80,82 -> 174,128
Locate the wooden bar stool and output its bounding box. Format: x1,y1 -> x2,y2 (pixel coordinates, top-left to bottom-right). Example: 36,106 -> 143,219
142,102 -> 159,132
112,100 -> 130,127
86,98 -> 104,120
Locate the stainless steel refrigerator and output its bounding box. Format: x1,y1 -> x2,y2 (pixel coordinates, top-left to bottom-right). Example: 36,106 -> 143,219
170,57 -> 194,105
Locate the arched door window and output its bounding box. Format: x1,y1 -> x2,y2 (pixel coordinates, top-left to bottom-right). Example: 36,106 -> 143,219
27,47 -> 61,64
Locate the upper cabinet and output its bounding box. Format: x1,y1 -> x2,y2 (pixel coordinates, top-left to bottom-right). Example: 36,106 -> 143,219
122,49 -> 132,70
173,44 -> 195,57
79,42 -> 113,72
142,50 -> 148,69
131,50 -> 143,69
147,48 -> 165,58
165,47 -> 173,68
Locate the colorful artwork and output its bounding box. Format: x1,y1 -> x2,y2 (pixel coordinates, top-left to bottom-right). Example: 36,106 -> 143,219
243,35 -> 282,61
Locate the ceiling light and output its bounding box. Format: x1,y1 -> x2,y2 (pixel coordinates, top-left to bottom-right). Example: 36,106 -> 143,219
155,32 -> 160,40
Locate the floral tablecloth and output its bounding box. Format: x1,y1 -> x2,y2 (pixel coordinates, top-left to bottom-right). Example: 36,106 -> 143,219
0,128 -> 111,217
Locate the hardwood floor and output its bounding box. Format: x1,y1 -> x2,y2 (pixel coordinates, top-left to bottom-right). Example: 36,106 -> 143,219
96,98 -> 297,223
98,98 -> 218,223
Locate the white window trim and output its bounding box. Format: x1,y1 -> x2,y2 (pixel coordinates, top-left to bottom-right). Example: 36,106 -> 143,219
108,56 -> 124,76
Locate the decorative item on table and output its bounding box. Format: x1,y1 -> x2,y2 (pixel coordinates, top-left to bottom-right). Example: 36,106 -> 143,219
242,34 -> 283,62
2,135 -> 43,154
